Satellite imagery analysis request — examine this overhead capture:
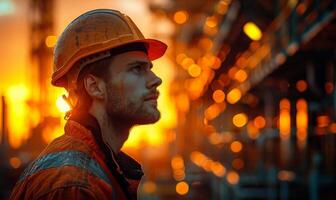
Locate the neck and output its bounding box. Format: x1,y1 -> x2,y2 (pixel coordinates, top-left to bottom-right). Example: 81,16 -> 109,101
89,106 -> 131,154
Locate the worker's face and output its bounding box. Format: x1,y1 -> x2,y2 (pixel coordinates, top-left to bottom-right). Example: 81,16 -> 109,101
104,50 -> 162,125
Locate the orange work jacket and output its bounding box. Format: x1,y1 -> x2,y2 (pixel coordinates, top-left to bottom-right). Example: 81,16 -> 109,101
9,114 -> 143,200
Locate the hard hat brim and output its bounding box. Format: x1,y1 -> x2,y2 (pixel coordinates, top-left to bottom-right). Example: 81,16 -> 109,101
138,38 -> 168,61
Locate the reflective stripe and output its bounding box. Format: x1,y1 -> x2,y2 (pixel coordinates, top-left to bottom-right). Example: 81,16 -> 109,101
19,150 -> 111,185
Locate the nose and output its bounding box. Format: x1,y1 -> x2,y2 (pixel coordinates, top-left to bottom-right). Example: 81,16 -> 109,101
146,71 -> 162,89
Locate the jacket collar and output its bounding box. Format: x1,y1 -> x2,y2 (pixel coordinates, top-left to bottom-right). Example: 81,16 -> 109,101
67,111 -> 144,180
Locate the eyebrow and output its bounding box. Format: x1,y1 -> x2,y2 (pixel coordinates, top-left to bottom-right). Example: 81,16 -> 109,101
127,60 -> 153,68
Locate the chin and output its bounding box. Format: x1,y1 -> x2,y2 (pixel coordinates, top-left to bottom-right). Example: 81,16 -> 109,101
136,110 -> 161,125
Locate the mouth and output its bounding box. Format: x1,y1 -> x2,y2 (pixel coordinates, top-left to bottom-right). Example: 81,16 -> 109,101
144,92 -> 160,101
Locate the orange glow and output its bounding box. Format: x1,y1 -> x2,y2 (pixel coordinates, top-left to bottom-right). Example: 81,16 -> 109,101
212,90 -> 225,103
167,131 -> 177,143
236,56 -> 248,68
232,158 -> 244,170
250,41 -> 260,51
325,82 -> 334,94
199,54 -> 221,70
198,38 -> 213,51
234,69 -> 248,82
7,85 -> 30,149
211,162 -> 226,177
56,95 -> 71,113
209,132 -> 222,145
230,141 -> 243,153
278,170 -> 296,181
247,122 -> 260,139
221,133 -> 234,143
254,116 -> 266,129
279,99 -> 291,140
275,53 -> 286,65
227,88 -> 242,104
296,99 -> 308,142
203,24 -> 218,36
317,115 -> 330,128
204,103 -> 226,120
42,126 -> 63,144
202,159 -> 213,172
190,151 -> 207,166
259,44 -> 271,58
176,181 -> 189,195
171,155 -> 184,170
296,3 -> 306,15
212,57 -> 222,70
296,80 -> 307,92
45,35 -> 57,48
142,181 -> 156,194
176,93 -> 190,113
287,43 -> 298,56
228,67 -> 238,79
181,57 -> 195,69
248,55 -> 259,68
9,157 -> 22,169
176,53 -> 187,64
174,10 -> 189,24
216,0 -> 229,15
188,64 -> 202,77
143,181 -> 157,194
187,78 -> 204,100
226,171 -> 240,185
233,113 -> 248,127
243,22 -> 262,41
330,123 -> 336,133
205,16 -> 218,28
7,85 -> 29,101
173,169 -> 186,181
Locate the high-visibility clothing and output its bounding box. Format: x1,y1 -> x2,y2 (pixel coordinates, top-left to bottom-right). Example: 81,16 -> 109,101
10,114 -> 143,200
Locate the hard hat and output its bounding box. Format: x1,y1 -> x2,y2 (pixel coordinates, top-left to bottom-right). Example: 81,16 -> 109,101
51,9 -> 167,88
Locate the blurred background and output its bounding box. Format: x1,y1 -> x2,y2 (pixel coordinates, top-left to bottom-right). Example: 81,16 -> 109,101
0,0 -> 335,199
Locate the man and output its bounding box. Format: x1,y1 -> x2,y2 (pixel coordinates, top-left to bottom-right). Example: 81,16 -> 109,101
10,9 -> 167,200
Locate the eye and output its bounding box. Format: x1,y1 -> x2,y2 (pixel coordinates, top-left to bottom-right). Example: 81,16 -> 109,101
130,65 -> 143,73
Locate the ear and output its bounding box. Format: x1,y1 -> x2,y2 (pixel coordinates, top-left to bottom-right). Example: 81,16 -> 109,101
83,74 -> 105,100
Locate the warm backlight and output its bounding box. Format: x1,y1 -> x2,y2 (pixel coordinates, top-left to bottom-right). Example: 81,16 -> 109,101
212,90 -> 225,103
188,64 -> 202,77
45,35 -> 57,48
227,88 -> 242,104
226,171 -> 240,185
296,99 -> 308,142
233,113 -> 248,127
176,181 -> 189,195
174,10 -> 189,24
56,95 -> 71,113
230,141 -> 243,153
254,116 -> 266,129
243,22 -> 262,41
279,99 -> 291,140
296,80 -> 307,92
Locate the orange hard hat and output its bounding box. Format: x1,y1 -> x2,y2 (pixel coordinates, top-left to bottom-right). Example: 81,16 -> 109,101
52,9 -> 167,88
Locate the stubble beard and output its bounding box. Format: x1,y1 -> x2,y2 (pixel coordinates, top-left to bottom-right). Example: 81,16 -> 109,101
106,88 -> 161,126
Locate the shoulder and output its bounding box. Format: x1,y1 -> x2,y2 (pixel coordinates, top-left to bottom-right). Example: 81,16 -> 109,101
11,152 -> 113,200
10,146 -> 113,200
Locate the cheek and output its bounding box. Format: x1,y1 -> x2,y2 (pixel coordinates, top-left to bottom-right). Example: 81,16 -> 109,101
109,77 -> 143,103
